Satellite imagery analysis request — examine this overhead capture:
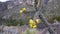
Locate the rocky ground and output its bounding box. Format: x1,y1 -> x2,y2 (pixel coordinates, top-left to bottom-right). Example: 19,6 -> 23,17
0,23 -> 60,34
0,25 -> 51,34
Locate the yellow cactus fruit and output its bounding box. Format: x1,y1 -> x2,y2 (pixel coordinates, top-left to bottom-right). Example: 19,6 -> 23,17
29,19 -> 34,24
35,19 -> 40,23
29,24 -> 33,28
19,10 -> 23,14
29,19 -> 37,28
22,7 -> 26,11
33,25 -> 37,28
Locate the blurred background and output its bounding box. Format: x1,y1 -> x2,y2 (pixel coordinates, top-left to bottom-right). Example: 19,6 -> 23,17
0,0 -> 60,34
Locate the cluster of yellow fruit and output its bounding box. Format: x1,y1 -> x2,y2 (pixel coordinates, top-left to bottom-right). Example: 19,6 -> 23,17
29,19 -> 40,28
19,7 -> 40,28
19,7 -> 27,14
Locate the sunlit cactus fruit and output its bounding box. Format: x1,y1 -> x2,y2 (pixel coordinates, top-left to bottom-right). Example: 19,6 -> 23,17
35,19 -> 40,23
29,19 -> 35,24
19,7 -> 27,14
22,7 -> 27,12
32,24 -> 37,28
29,19 -> 37,28
19,10 -> 23,14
